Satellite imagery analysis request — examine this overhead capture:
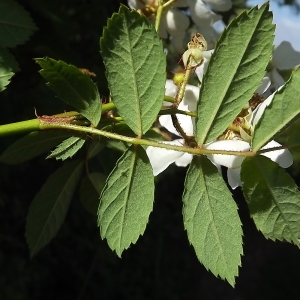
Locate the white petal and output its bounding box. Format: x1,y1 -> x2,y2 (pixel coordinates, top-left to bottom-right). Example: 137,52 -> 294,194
159,114 -> 177,135
160,83 -> 198,136
175,152 -> 193,167
127,0 -> 145,9
255,77 -> 271,95
146,139 -> 185,176
270,68 -> 285,89
204,0 -> 232,11
165,79 -> 177,98
187,0 -> 221,26
196,25 -> 219,50
252,86 -> 283,126
261,140 -> 293,168
205,140 -> 250,168
159,106 -> 194,136
163,79 -> 176,107
195,50 -> 213,81
183,85 -> 200,111
165,8 -> 189,35
227,168 -> 242,189
273,41 -> 300,70
177,110 -> 195,136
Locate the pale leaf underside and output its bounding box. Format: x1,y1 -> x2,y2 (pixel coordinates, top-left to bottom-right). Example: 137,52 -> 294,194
98,145 -> 154,257
183,156 -> 243,286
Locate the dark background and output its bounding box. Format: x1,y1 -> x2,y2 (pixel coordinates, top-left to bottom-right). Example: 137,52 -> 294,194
0,0 -> 300,299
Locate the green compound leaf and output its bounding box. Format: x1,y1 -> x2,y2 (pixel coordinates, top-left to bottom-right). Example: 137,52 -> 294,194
241,155 -> 300,245
26,160 -> 84,257
47,135 -> 86,160
195,3 -> 274,145
36,58 -> 101,126
0,47 -> 19,91
98,145 -> 154,256
183,156 -> 243,286
0,0 -> 37,47
252,67 -> 300,151
0,131 -> 71,165
101,5 -> 166,136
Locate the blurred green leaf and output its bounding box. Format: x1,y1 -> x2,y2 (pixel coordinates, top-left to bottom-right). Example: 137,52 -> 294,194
252,67 -> 300,151
47,135 -> 86,160
26,160 -> 84,257
98,145 -> 154,257
0,47 -> 19,91
36,58 -> 101,126
0,0 -> 37,47
183,155 -> 243,287
80,172 -> 107,215
101,5 -> 166,136
87,139 -> 105,159
195,3 -> 274,145
0,131 -> 71,164
241,155 -> 300,245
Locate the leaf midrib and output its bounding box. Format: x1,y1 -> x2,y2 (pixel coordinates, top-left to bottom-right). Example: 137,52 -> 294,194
123,13 -> 142,136
200,8 -> 270,144
117,149 -> 137,254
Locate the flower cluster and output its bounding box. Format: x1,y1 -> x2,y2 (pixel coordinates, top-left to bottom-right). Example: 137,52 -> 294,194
128,0 -> 232,51
146,78 -> 293,189
128,1 -> 298,189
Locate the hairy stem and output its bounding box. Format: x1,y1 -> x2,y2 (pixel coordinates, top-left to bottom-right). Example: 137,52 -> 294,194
39,119 -> 255,157
155,0 -> 163,32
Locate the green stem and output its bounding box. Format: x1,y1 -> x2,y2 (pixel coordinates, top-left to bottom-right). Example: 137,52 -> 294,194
257,145 -> 286,154
101,102 -> 115,114
0,119 -> 40,137
52,111 -> 79,117
0,106 -> 195,138
159,108 -> 195,117
155,0 -> 163,32
174,68 -> 192,107
39,120 -> 255,157
99,116 -> 123,123
0,117 -> 286,158
162,0 -> 177,9
164,95 -> 175,103
171,114 -> 190,141
102,95 -> 175,114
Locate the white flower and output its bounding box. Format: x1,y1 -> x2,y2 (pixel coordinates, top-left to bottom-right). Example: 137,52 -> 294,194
195,49 -> 213,81
205,139 -> 251,169
128,0 -> 232,52
128,0 -> 189,52
186,0 -> 231,48
207,87 -> 293,189
146,78 -> 293,190
196,25 -> 219,50
146,80 -> 199,176
269,41 -> 300,89
187,0 -> 221,27
146,139 -> 193,176
187,0 -> 231,25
